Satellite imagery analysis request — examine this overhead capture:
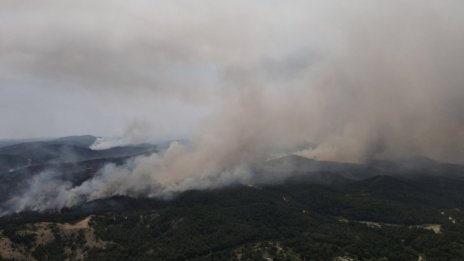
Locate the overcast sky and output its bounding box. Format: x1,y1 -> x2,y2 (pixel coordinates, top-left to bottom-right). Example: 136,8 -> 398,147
0,0 -> 330,140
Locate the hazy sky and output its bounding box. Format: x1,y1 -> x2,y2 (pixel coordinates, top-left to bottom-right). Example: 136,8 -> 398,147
0,0 -> 333,140
0,0 -> 244,139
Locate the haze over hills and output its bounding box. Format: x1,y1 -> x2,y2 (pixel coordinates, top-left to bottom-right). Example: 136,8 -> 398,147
0,136 -> 463,215
0,135 -> 157,172
1,135 -> 463,216
1,137 -> 464,260
0,136 -> 158,214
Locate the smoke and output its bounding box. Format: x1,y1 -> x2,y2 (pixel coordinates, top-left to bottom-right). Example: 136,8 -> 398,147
2,0 -> 464,214
90,121 -> 161,150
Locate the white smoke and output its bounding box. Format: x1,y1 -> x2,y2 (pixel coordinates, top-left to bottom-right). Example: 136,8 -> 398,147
2,0 -> 464,214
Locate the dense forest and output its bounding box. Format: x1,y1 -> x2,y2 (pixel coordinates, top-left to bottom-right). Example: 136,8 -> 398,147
2,173 -> 464,261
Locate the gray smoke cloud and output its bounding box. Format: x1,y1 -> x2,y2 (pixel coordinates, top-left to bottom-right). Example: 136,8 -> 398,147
2,0 -> 464,214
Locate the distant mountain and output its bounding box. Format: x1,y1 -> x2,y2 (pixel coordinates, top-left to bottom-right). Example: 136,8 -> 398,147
48,135 -> 98,147
0,135 -> 157,173
0,138 -> 47,149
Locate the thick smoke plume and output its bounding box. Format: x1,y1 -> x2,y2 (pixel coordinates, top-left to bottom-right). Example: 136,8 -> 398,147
2,0 -> 464,214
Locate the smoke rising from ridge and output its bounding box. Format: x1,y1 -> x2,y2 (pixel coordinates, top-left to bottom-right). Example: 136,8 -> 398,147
2,0 -> 464,214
